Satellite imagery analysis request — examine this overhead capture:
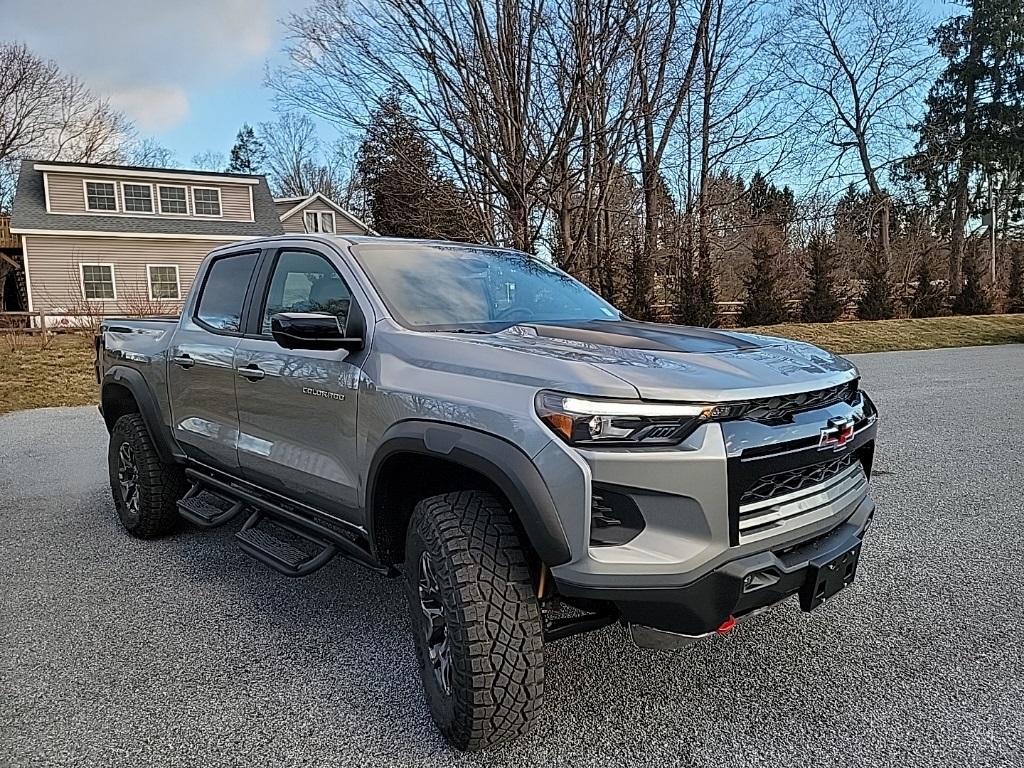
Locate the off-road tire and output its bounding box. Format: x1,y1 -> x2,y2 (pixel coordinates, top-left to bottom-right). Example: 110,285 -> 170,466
107,414 -> 186,538
405,490 -> 545,751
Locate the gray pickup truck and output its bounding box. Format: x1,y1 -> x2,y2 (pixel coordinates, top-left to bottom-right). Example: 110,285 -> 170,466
95,234 -> 878,750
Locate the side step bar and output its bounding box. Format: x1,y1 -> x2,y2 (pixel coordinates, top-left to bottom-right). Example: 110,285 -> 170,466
236,511 -> 337,578
176,484 -> 245,529
183,468 -> 395,577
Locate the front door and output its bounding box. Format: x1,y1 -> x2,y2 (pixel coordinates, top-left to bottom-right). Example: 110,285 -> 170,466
167,249 -> 260,471
233,248 -> 364,521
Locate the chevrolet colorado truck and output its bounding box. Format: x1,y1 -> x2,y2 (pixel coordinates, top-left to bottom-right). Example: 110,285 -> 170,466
95,235 -> 878,750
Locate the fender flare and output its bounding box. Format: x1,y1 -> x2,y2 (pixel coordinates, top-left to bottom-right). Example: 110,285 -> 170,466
366,420 -> 572,567
101,365 -> 183,464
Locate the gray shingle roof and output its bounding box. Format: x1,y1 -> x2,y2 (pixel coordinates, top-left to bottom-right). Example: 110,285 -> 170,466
10,159 -> 284,237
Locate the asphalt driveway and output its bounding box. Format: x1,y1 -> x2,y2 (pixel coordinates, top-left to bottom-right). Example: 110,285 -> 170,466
2,344 -> 1022,767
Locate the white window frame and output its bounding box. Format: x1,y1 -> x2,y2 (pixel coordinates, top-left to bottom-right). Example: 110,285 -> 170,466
79,263 -> 117,301
157,184 -> 190,216
146,264 -> 181,301
120,181 -> 155,214
83,179 -> 119,213
303,211 -> 336,233
191,186 -> 223,218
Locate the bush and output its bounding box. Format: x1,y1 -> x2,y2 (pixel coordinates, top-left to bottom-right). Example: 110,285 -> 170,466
952,250 -> 992,315
909,260 -> 946,318
676,248 -> 718,326
740,235 -> 788,326
800,235 -> 843,323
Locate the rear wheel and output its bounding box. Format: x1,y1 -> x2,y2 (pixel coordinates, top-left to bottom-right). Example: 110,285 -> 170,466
107,414 -> 186,538
405,490 -> 545,751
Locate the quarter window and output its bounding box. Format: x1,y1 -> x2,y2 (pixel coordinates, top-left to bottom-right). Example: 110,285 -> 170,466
261,250 -> 353,334
80,264 -> 115,300
85,181 -> 117,212
195,251 -> 259,332
193,187 -> 222,216
122,183 -> 154,213
147,265 -> 180,300
158,185 -> 189,215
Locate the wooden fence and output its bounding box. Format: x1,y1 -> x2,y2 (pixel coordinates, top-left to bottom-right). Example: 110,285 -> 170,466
0,216 -> 19,250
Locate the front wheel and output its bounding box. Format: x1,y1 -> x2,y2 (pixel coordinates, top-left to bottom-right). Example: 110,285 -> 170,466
405,490 -> 545,751
107,413 -> 186,538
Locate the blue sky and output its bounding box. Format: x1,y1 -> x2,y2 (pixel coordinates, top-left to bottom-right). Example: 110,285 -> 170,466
5,0 -> 963,170
3,0 -> 311,165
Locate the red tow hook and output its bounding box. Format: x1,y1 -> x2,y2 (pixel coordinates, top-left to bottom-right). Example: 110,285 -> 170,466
716,615 -> 737,635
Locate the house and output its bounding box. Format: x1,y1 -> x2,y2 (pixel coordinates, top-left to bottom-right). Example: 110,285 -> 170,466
8,160 -> 373,324
273,192 -> 375,236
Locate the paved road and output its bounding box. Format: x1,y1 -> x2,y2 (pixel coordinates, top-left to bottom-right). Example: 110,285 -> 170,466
2,345 -> 1023,767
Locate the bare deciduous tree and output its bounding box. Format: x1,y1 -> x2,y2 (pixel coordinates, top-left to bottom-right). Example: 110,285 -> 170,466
774,0 -> 935,265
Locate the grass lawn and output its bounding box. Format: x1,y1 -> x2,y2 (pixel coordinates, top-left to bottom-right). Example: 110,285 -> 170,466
0,334 -> 97,415
746,314 -> 1024,355
1,314 -> 1022,414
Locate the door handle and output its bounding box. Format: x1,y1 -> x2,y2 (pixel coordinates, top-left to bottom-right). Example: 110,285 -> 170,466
237,364 -> 265,381
171,354 -> 195,369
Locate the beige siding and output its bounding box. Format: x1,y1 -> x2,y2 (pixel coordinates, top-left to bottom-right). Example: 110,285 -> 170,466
24,234 -> 232,313
45,171 -> 254,222
281,201 -> 368,235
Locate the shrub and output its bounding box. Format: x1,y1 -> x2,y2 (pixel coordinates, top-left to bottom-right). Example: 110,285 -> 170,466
952,250 -> 992,315
909,260 -> 946,318
1006,249 -> 1024,313
857,249 -> 894,320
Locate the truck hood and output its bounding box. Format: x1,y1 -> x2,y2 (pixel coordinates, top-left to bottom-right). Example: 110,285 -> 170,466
453,319 -> 857,401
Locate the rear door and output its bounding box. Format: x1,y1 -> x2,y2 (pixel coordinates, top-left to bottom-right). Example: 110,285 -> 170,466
167,249 -> 261,470
233,246 -> 368,521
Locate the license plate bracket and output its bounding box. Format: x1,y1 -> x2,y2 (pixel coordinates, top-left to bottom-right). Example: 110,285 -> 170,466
799,541 -> 861,611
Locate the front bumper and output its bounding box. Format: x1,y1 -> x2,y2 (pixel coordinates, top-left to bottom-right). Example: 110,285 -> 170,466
556,495 -> 874,639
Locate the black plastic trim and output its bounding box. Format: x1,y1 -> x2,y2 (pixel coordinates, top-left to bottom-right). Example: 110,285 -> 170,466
367,421 -> 572,566
101,365 -> 183,463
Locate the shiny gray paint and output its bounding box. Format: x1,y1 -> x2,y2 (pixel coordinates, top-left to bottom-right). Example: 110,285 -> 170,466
98,233 -> 875,588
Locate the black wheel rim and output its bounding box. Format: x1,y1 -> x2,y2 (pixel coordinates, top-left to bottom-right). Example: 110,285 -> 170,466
418,552 -> 452,695
117,441 -> 140,524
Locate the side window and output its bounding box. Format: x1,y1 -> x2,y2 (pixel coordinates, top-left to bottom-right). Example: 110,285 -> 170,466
261,250 -> 353,335
195,251 -> 259,332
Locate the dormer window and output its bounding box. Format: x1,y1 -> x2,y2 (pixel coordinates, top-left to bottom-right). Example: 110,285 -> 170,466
158,185 -> 189,215
192,187 -> 222,217
85,181 -> 118,212
122,183 -> 154,213
304,211 -> 336,233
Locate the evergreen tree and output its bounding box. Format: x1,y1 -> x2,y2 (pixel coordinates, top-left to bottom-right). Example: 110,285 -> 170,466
227,124 -> 266,174
910,259 -> 946,318
952,249 -> 993,315
357,94 -> 481,241
800,235 -> 843,323
739,235 -> 788,326
1007,249 -> 1024,313
676,248 -> 718,327
856,248 -> 894,320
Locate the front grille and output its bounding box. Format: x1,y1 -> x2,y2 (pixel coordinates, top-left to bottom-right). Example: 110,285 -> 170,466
733,380 -> 859,423
741,453 -> 856,505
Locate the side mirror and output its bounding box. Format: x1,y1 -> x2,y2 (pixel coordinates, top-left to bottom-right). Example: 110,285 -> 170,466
270,312 -> 364,352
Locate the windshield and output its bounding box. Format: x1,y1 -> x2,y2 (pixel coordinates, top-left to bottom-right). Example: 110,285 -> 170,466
351,242 -> 621,330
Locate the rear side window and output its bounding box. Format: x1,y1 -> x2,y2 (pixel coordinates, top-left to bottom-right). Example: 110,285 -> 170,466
195,251 -> 258,332
260,250 -> 353,334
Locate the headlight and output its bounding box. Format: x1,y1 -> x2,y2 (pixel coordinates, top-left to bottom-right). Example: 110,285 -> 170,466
535,392 -> 733,447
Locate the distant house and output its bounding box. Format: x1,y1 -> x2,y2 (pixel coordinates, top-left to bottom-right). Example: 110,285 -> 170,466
273,192 -> 375,236
8,160 -> 372,324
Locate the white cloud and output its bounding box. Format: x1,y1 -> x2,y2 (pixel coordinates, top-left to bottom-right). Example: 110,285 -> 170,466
3,0 -> 282,130
107,85 -> 191,132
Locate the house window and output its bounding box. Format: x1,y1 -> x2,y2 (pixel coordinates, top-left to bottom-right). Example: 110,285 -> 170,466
158,185 -> 189,215
80,264 -> 116,300
122,183 -> 154,213
84,181 -> 118,212
192,187 -> 222,217
304,211 -> 336,233
147,265 -> 180,300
